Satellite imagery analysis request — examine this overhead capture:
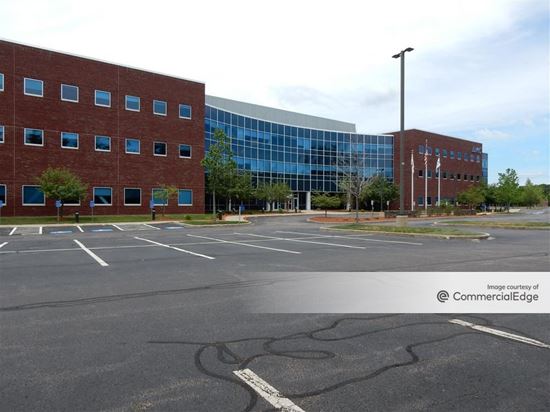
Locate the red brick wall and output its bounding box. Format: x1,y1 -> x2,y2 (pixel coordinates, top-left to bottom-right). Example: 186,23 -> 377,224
0,40 -> 205,216
390,129 -> 483,210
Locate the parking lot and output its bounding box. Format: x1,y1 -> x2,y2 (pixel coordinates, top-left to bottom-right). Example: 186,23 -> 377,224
1,214 -> 549,411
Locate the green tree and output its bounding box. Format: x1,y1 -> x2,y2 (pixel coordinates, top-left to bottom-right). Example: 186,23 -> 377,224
201,129 -> 237,217
457,185 -> 486,209
520,179 -> 544,207
155,184 -> 178,216
228,171 -> 255,209
496,168 -> 520,211
273,182 -> 292,210
362,175 -> 399,211
312,193 -> 341,217
255,182 -> 276,211
36,167 -> 88,221
338,152 -> 372,223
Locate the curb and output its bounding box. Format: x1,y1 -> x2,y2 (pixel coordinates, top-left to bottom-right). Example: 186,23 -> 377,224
181,221 -> 251,227
434,222 -> 550,230
320,226 -> 491,240
0,220 -> 179,228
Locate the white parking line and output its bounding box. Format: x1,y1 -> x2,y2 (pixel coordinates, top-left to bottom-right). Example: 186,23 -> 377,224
277,231 -> 423,246
187,234 -> 301,254
73,239 -> 109,267
9,227 -> 17,236
449,319 -> 550,349
134,236 -> 215,260
0,242 -> 7,249
112,224 -> 124,231
39,226 -> 43,235
234,369 -> 305,412
143,224 -> 161,230
76,225 -> 84,232
237,232 -> 366,250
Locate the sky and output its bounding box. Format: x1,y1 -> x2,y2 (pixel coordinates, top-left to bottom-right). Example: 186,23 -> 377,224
1,0 -> 548,184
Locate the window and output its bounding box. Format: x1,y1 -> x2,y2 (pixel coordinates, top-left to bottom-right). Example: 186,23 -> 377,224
153,100 -> 167,116
93,187 -> 112,205
154,141 -> 167,156
0,73 -> 4,91
95,90 -> 111,107
24,128 -> 44,146
427,196 -> 432,206
418,170 -> 423,177
179,144 -> 191,158
61,132 -> 79,149
418,145 -> 424,154
443,171 -> 447,179
63,196 -> 81,206
0,125 -> 4,143
442,149 -> 447,157
450,150 -> 455,159
426,146 -> 432,155
178,189 -> 192,206
418,196 -> 424,206
24,78 -> 43,97
476,176 -> 480,182
22,185 -> 45,205
152,188 -> 168,206
427,170 -> 432,178
125,138 -> 140,154
464,153 -> 469,161
471,154 -> 475,162
457,173 -> 461,180
61,84 -> 79,102
450,173 -> 455,180
476,155 -> 481,163
125,95 -> 140,111
470,175 -> 474,181
435,148 -> 440,156
457,151 -> 462,160
124,188 -> 141,206
0,184 -> 6,204
95,135 -> 111,152
179,104 -> 192,119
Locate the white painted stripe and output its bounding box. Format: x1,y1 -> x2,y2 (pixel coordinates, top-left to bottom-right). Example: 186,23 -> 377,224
50,230 -> 73,234
8,227 -> 17,236
278,230 -> 423,246
238,232 -> 366,249
0,242 -> 7,249
233,369 -> 305,412
38,226 -> 43,235
449,319 -> 550,349
92,228 -> 113,232
165,226 -> 184,230
143,223 -> 161,230
73,239 -> 109,267
76,225 -> 84,232
112,224 -> 124,231
134,236 -> 215,260
187,234 -> 301,254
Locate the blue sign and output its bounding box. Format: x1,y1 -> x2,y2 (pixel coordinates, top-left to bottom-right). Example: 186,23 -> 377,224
239,203 -> 245,212
0,200 -> 3,208
89,200 -> 95,208
149,200 -> 155,209
55,200 -> 62,208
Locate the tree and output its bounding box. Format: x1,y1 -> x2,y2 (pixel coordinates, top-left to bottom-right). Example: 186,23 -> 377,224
155,184 -> 178,216
273,182 -> 292,209
337,152 -> 372,223
496,168 -> 520,211
362,175 -> 399,211
520,179 -> 544,207
228,171 -> 255,209
312,193 -> 341,217
201,129 -> 237,217
36,167 -> 88,221
457,185 -> 485,209
255,182 -> 277,211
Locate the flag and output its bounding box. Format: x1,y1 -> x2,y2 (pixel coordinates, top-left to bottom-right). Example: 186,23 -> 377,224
424,140 -> 428,169
436,156 -> 441,171
411,151 -> 415,173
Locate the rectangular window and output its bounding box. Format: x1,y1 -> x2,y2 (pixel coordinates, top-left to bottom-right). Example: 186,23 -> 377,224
125,95 -> 140,111
0,125 -> 4,143
24,128 -> 44,146
476,155 -> 481,162
61,84 -> 79,102
22,185 -> 45,205
95,135 -> 111,152
427,170 -> 432,178
154,141 -> 167,156
0,184 -> 6,204
427,196 -> 432,206
457,173 -> 461,180
442,149 -> 447,157
61,132 -> 79,149
179,144 -> 191,158
95,90 -> 111,107
435,148 -> 440,156
418,145 -> 424,154
152,188 -> 168,206
426,146 -> 433,155
63,196 -> 81,206
418,170 -> 423,177
178,189 -> 192,206
124,188 -> 141,206
470,175 -> 474,181
417,196 -> 424,206
464,153 -> 469,161
0,73 -> 4,91
24,78 -> 43,97
153,100 -> 167,116
125,138 -> 140,154
93,187 -> 112,205
179,104 -> 192,119
457,151 -> 462,160
450,173 -> 455,180
476,176 -> 480,182
450,150 -> 455,159
443,171 -> 447,179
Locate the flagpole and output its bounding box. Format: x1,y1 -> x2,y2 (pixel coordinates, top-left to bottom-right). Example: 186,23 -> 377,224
424,139 -> 428,211
410,150 -> 414,212
437,156 -> 441,207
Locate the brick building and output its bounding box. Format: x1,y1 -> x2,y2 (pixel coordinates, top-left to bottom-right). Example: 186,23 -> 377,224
0,40 -> 205,217
389,129 -> 485,210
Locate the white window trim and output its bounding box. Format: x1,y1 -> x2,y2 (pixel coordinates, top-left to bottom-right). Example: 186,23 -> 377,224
63,200 -> 81,206
93,187 -> 113,206
179,144 -> 192,158
24,128 -> 44,147
125,95 -> 140,112
0,125 -> 4,144
24,78 -> 43,97
60,84 -> 79,103
125,138 -> 140,155
0,73 -> 4,92
123,187 -> 142,206
0,184 -> 6,206
94,135 -> 111,152
153,100 -> 167,116
179,104 -> 192,119
22,185 -> 45,206
153,141 -> 167,157
61,132 -> 79,150
178,189 -> 193,206
95,90 -> 111,108
151,188 -> 168,206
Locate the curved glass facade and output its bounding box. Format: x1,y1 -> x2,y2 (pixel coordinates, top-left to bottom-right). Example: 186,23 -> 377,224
205,105 -> 393,208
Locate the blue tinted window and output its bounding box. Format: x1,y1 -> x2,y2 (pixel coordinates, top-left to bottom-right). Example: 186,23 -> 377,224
94,187 -> 112,205
0,125 -> 4,143
450,150 -> 455,159
125,95 -> 140,111
0,73 -> 4,91
23,186 -> 44,205
61,84 -> 78,102
95,90 -> 111,107
24,78 -> 43,97
153,100 -> 167,115
178,189 -> 192,205
124,188 -> 141,205
179,144 -> 191,158
435,148 -> 440,156
24,128 -> 43,146
464,152 -> 469,161
442,149 -> 447,157
154,141 -> 167,156
179,104 -> 192,119
417,196 -> 424,206
457,151 -> 462,160
126,138 -> 140,154
152,188 -> 168,205
0,185 -> 5,203
95,135 -> 111,151
61,132 -> 79,149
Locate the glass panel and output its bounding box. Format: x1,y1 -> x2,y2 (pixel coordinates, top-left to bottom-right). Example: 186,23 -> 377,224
124,188 -> 141,205
94,187 -> 112,205
0,185 -> 5,203
152,188 -> 167,205
24,129 -> 43,145
95,90 -> 111,106
154,142 -> 167,155
125,95 -> 140,111
153,100 -> 167,115
95,136 -> 110,151
0,73 -> 4,90
24,78 -> 43,96
178,189 -> 192,205
126,139 -> 140,153
0,126 -> 4,143
61,84 -> 78,102
23,186 -> 45,204
179,104 -> 192,118
61,132 -> 78,148
179,144 -> 191,157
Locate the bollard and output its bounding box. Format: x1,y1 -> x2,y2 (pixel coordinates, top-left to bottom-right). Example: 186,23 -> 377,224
151,208 -> 156,221
75,211 -> 80,223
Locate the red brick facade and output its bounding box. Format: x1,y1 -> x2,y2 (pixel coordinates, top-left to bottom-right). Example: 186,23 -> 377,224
390,129 -> 483,210
0,40 -> 205,216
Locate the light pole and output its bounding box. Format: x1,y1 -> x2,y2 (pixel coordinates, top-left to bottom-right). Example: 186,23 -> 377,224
392,47 -> 414,214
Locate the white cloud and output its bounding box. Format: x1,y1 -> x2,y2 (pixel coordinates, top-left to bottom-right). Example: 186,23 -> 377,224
474,128 -> 512,141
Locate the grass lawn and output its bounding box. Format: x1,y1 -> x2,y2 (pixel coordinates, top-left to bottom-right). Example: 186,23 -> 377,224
442,220 -> 550,229
330,224 -> 484,236
0,214 -> 215,225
